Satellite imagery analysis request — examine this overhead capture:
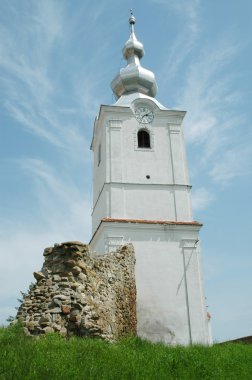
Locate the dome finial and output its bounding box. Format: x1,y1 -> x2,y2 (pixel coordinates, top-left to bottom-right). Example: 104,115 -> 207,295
129,9 -> 135,33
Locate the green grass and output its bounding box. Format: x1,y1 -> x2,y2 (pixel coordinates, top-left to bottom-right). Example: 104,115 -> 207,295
1,324 -> 252,380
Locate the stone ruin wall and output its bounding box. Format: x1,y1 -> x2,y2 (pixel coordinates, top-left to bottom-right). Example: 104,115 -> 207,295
16,242 -> 137,341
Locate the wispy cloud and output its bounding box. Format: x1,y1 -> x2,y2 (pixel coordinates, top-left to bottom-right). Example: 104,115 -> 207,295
177,40 -> 242,143
192,187 -> 215,211
0,0 -> 108,154
209,145 -> 252,184
150,0 -> 200,82
19,158 -> 92,237
0,2 -> 64,146
175,37 -> 252,190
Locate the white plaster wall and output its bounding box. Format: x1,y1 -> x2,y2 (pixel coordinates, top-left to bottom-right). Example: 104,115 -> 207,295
123,184 -> 175,220
168,124 -> 189,185
91,183 -> 193,234
183,245 -> 209,343
92,123 -> 107,204
91,102 -> 193,231
122,121 -> 174,185
90,222 -> 211,345
174,187 -> 193,221
107,120 -> 123,182
91,187 -> 108,234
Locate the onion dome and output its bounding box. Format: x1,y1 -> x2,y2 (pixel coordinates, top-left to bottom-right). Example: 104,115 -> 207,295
111,13 -> 157,99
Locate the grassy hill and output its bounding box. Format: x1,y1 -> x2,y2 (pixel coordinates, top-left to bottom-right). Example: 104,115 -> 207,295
1,324 -> 252,379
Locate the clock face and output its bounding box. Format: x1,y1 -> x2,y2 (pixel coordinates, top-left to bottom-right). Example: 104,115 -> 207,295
135,106 -> 154,124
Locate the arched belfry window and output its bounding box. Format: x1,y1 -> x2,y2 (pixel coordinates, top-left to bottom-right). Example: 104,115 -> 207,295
138,129 -> 151,148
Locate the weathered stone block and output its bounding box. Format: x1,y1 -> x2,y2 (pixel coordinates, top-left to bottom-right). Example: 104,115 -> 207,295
49,307 -> 61,314
33,271 -> 45,281
61,305 -> 71,314
43,326 -> 54,334
43,247 -> 53,256
72,266 -> 81,275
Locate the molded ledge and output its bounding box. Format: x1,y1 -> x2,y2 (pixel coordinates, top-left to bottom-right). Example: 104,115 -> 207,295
101,217 -> 203,226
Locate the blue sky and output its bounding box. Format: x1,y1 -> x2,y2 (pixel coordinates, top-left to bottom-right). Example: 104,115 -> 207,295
0,0 -> 251,342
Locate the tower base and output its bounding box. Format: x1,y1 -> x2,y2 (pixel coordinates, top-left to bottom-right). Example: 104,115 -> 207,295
90,218 -> 212,345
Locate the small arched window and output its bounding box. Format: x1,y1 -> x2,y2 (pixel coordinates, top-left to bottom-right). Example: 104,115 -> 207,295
138,129 -> 151,148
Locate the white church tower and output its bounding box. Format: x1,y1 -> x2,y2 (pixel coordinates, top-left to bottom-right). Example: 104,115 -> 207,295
90,14 -> 212,345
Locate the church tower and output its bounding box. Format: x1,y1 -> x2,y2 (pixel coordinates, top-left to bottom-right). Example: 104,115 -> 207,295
90,14 -> 212,345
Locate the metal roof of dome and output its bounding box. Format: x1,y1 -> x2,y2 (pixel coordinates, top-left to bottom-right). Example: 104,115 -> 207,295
111,12 -> 158,100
